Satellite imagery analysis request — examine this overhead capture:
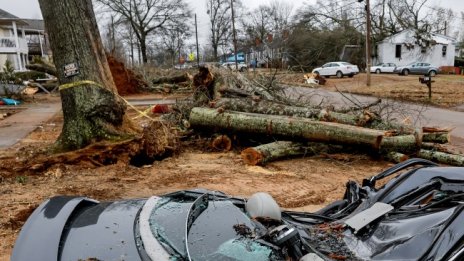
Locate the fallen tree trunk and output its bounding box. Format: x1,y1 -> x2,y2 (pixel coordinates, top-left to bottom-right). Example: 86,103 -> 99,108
385,151 -> 409,163
380,134 -> 421,154
241,141 -> 308,165
189,108 -> 385,149
417,149 -> 464,166
422,132 -> 450,144
214,98 -> 320,119
152,73 -> 192,85
214,98 -> 372,126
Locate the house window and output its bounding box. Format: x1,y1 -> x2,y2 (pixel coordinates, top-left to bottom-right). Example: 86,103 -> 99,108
395,45 -> 401,58
442,45 -> 447,57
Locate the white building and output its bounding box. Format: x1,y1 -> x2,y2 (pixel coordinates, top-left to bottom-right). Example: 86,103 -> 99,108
0,9 -> 30,71
374,29 -> 456,67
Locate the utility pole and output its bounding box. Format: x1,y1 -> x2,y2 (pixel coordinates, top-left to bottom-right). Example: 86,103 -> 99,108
366,0 -> 372,86
231,0 -> 238,71
195,14 -> 200,67
359,0 -> 372,86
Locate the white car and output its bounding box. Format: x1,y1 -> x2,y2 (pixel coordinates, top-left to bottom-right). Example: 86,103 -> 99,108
221,62 -> 248,72
312,62 -> 359,78
370,63 -> 397,74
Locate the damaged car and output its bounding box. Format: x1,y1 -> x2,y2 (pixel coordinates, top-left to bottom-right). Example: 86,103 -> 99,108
12,158 -> 464,261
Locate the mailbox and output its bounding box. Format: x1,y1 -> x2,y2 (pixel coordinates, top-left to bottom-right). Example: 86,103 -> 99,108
419,76 -> 432,84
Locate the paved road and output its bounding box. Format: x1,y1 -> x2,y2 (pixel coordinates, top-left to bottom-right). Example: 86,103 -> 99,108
0,102 -> 62,148
286,86 -> 464,140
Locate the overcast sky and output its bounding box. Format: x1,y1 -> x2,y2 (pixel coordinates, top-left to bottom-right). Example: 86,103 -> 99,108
1,0 -> 463,44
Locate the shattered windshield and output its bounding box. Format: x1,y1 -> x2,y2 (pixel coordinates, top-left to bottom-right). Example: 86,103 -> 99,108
148,195 -> 282,260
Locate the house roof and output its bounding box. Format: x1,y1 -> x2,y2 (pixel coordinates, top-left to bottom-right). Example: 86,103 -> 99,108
21,19 -> 45,31
379,29 -> 456,45
0,8 -> 28,26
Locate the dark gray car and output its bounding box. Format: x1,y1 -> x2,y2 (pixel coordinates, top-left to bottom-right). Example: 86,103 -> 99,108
394,62 -> 440,76
12,159 -> 464,261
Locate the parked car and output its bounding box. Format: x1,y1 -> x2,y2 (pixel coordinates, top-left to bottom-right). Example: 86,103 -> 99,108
312,62 -> 359,78
222,62 -> 248,72
370,62 -> 397,74
12,159 -> 464,261
394,62 -> 440,76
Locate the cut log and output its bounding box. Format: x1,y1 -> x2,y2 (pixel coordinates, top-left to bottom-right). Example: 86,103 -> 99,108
212,135 -> 232,151
422,132 -> 450,144
214,98 -> 321,118
193,67 -> 215,104
417,149 -> 464,166
189,108 -> 385,149
152,73 -> 192,85
385,152 -> 409,163
380,134 -> 421,154
241,141 -> 308,165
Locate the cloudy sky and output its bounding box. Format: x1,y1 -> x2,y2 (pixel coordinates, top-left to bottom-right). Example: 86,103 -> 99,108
1,0 -> 463,44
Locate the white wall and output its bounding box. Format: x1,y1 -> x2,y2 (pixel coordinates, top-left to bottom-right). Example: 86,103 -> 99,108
375,30 -> 456,67
377,42 -> 455,67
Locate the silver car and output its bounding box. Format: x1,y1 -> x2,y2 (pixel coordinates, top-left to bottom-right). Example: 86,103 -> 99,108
394,62 -> 439,76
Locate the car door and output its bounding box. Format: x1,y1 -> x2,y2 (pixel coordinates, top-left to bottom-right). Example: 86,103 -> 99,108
385,63 -> 394,73
330,63 -> 340,75
319,63 -> 331,76
410,63 -> 421,74
420,63 -> 431,74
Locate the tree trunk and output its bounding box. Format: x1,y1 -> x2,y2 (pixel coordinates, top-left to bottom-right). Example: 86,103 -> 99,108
422,132 -> 450,144
417,150 -> 464,166
189,108 -> 385,149
39,0 -> 136,151
241,141 -> 308,166
385,151 -> 409,163
152,73 -> 192,85
140,34 -> 148,64
214,98 -> 377,126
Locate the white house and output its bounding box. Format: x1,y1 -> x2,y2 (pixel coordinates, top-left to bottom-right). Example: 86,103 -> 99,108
0,9 -> 30,71
374,29 -> 456,67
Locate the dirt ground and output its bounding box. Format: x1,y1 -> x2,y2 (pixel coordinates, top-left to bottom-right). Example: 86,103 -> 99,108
1,70 -> 463,259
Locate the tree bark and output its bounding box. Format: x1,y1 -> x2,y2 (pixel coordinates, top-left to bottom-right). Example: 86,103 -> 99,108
189,108 -> 385,149
380,134 -> 421,154
241,141 -> 308,165
385,151 -> 409,163
422,132 -> 450,144
39,0 -> 136,151
214,98 -> 378,126
417,150 -> 464,166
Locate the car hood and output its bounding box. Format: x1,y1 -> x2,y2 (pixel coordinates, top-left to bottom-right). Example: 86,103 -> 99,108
12,196 -> 147,261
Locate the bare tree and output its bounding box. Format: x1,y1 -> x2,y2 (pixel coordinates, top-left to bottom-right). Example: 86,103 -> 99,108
159,23 -> 191,66
97,0 -> 191,64
206,0 -> 233,61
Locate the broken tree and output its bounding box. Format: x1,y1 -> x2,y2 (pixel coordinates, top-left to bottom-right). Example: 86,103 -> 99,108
39,0 -> 136,151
